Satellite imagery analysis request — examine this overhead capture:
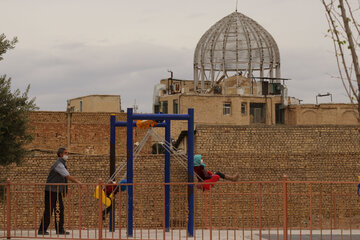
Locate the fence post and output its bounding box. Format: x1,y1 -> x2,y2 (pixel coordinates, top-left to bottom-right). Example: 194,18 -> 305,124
258,183 -> 262,240
98,179 -> 103,240
333,191 -> 337,229
209,186 -> 213,240
282,175 -> 288,240
162,184 -> 166,240
309,184 -> 313,240
6,178 -> 11,240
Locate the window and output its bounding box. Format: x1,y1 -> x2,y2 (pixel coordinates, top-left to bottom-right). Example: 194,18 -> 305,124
154,104 -> 160,113
80,100 -> 83,112
223,102 -> 231,115
173,99 -> 178,114
162,101 -> 168,114
241,102 -> 247,116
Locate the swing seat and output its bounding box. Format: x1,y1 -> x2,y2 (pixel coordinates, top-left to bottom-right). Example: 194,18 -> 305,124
94,185 -> 112,207
136,120 -> 157,129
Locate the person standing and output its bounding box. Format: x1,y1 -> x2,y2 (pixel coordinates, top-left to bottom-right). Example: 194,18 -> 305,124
38,147 -> 86,235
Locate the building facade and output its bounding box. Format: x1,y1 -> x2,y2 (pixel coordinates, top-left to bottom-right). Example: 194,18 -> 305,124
67,95 -> 121,113
153,11 -> 358,126
155,76 -> 295,125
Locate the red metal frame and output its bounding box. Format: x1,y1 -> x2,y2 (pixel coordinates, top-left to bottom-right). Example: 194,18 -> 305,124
1,178 -> 359,240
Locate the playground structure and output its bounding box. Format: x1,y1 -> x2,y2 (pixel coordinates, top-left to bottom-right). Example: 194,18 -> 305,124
107,108 -> 195,237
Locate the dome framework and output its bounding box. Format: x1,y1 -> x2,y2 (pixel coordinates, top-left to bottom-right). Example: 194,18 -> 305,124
193,11 -> 281,92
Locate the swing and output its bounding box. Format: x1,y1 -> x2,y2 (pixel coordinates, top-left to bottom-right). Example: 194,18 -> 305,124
94,180 -> 128,207
149,130 -> 216,190
94,128 -> 153,206
94,185 -> 113,207
136,120 -> 158,129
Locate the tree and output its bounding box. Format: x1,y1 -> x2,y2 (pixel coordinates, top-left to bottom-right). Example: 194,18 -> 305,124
321,0 -> 360,122
0,34 -> 37,166
0,33 -> 18,61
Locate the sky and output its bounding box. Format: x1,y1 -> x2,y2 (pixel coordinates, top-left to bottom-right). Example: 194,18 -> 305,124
0,0 -> 352,112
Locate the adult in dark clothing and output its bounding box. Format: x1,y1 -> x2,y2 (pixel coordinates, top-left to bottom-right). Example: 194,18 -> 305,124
193,154 -> 239,190
38,147 -> 86,235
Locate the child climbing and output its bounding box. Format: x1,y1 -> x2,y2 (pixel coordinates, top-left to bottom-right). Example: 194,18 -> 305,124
193,154 -> 239,190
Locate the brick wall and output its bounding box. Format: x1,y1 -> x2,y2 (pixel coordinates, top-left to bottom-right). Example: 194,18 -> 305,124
1,124 -> 360,229
194,125 -> 360,229
193,125 -> 360,229
195,125 -> 360,181
0,153 -> 187,229
27,111 -> 152,155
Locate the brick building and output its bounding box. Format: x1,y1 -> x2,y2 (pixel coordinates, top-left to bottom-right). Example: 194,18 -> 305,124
67,95 -> 121,113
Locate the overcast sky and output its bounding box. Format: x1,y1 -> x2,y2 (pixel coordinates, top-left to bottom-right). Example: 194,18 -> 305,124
0,0 -> 352,112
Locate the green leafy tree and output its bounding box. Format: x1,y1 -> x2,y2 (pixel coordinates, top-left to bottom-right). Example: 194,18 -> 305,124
0,34 -> 37,166
0,33 -> 18,61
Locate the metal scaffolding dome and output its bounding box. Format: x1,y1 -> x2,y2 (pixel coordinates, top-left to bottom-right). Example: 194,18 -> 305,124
194,11 -> 281,92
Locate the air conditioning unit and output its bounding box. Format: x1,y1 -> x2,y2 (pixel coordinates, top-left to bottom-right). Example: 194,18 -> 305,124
214,85 -> 222,94
272,83 -> 282,95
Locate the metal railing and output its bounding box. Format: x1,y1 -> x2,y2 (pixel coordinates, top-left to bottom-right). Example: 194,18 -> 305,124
1,177 -> 360,240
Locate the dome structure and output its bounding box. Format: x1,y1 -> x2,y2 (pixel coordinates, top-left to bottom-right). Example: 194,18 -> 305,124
194,11 -> 281,92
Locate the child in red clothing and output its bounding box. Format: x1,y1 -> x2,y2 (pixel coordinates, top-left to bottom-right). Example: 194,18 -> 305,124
102,181 -> 120,221
193,154 -> 239,190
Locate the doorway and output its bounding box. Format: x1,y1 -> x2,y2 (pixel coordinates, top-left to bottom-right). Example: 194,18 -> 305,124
250,103 -> 266,124
275,104 -> 285,124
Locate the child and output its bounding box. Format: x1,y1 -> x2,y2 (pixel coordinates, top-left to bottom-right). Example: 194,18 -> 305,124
193,154 -> 239,190
102,181 -> 119,221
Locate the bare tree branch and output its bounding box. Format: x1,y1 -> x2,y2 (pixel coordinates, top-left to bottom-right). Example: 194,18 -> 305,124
323,0 -> 358,98
321,0 -> 360,122
345,0 -> 360,36
339,0 -> 360,99
325,12 -> 353,102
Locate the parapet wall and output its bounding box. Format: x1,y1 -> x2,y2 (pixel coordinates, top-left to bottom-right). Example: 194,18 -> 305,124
27,111 -> 152,155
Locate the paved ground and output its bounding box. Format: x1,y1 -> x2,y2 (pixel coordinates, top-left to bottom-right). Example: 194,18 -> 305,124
2,229 -> 360,239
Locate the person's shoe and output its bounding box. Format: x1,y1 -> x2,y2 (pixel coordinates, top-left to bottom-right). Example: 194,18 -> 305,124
233,173 -> 239,181
56,230 -> 70,235
37,230 -> 49,235
226,173 -> 239,182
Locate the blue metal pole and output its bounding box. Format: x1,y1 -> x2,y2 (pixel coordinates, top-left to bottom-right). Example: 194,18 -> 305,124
187,108 -> 194,237
126,108 -> 134,237
109,114 -> 116,232
132,114 -> 190,121
109,203 -> 115,232
165,120 -> 171,231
